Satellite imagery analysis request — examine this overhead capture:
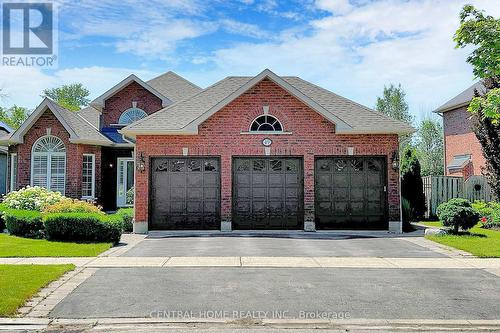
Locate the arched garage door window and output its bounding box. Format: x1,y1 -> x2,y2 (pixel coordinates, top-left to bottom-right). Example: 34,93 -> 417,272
31,136 -> 66,194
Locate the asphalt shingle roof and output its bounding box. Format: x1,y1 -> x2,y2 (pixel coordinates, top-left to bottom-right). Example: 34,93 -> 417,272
124,75 -> 414,135
147,71 -> 202,103
435,82 -> 486,113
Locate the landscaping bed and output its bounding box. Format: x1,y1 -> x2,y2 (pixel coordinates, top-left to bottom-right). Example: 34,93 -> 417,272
0,264 -> 74,316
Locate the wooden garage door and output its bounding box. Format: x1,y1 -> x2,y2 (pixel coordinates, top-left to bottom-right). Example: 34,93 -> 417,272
232,157 -> 303,230
315,157 -> 387,229
150,157 -> 220,230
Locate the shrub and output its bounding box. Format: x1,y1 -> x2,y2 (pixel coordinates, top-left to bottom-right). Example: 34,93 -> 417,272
4,209 -> 44,238
400,148 -> 426,225
116,208 -> 134,232
3,186 -> 65,211
472,201 -> 500,229
43,212 -> 122,243
0,203 -> 7,231
43,198 -> 104,215
437,198 -> 480,233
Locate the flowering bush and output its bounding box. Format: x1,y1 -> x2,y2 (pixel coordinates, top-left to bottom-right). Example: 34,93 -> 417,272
472,201 -> 500,229
3,186 -> 65,211
43,198 -> 104,215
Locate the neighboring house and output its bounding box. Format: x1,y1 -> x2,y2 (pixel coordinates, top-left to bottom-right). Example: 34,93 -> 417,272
0,121 -> 13,195
435,82 -> 486,179
1,69 -> 413,233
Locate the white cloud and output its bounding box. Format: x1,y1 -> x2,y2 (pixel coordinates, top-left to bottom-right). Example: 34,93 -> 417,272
0,66 -> 159,109
315,0 -> 353,14
220,19 -> 272,39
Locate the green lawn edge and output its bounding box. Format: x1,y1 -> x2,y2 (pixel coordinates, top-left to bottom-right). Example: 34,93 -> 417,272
0,234 -> 113,257
0,264 -> 75,316
421,222 -> 500,258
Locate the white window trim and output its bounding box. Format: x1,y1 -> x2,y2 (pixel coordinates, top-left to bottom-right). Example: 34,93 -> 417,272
81,153 -> 96,199
30,136 -> 66,195
10,153 -> 17,192
249,114 -> 284,133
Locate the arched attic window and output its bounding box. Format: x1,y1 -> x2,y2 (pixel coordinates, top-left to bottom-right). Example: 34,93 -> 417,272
250,115 -> 283,132
118,107 -> 147,125
31,135 -> 66,194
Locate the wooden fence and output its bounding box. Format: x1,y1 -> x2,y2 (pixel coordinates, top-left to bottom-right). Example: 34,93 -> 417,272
423,175 -> 495,218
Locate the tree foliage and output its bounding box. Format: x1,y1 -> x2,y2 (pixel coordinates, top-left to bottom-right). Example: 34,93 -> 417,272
416,118 -> 444,176
454,5 -> 500,198
400,147 -> 426,225
0,105 -> 31,129
42,83 -> 90,111
375,83 -> 414,151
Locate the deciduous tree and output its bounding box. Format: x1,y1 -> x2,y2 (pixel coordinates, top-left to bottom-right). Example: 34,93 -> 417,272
42,83 -> 90,111
416,118 -> 444,176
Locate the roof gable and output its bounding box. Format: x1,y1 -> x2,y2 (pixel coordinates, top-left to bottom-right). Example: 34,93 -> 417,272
435,82 -> 485,113
147,71 -> 202,102
5,98 -> 112,145
90,74 -> 172,110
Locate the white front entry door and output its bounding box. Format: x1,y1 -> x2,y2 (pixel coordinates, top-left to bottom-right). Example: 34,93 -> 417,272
116,158 -> 134,207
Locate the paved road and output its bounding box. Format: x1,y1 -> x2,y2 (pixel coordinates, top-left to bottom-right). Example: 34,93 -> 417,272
50,267 -> 500,319
122,236 -> 445,258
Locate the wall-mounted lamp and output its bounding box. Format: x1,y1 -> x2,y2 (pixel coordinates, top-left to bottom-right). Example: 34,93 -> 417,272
391,151 -> 399,171
137,153 -> 146,173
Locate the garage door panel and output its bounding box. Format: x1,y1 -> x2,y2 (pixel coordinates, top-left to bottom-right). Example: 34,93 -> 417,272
233,157 -> 303,230
150,157 -> 220,230
315,157 -> 387,230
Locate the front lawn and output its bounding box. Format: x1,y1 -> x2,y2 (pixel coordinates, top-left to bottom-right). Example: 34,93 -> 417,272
422,222 -> 500,258
0,264 -> 74,316
0,234 -> 113,257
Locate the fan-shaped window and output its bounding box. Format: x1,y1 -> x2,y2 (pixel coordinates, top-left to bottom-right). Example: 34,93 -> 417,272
250,115 -> 283,132
118,107 -> 147,125
31,136 -> 66,194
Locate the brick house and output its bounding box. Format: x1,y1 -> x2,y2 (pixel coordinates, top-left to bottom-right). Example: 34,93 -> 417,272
1,69 -> 413,233
435,82 -> 486,179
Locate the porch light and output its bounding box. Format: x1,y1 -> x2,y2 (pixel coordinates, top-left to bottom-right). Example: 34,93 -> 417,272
137,153 -> 146,173
391,151 -> 399,171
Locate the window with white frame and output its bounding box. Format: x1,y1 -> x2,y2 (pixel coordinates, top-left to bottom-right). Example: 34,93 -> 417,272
10,153 -> 17,192
31,136 -> 66,194
250,115 -> 283,132
82,154 -> 95,198
118,107 -> 147,125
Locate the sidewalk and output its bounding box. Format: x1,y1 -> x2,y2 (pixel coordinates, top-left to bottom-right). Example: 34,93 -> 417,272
1,256 -> 500,270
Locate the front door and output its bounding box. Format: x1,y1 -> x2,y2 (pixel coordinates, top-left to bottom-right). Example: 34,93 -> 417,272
116,157 -> 134,207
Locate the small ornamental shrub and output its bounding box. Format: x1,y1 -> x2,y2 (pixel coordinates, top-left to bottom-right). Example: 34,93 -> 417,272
3,186 -> 65,211
43,212 -> 123,243
472,201 -> 500,229
0,203 -> 7,231
43,198 -> 104,215
4,209 -> 44,238
437,198 -> 480,233
487,209 -> 500,229
116,208 -> 134,232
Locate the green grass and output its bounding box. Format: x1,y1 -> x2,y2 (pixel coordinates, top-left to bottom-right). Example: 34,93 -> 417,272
0,234 -> 113,257
0,264 -> 74,316
422,221 -> 500,257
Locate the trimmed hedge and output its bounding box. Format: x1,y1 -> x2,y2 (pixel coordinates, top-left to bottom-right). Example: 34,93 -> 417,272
43,213 -> 123,244
4,209 -> 44,238
116,208 -> 133,232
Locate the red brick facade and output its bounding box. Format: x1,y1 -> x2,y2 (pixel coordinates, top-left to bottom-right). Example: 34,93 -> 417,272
134,79 -> 401,228
102,81 -> 163,127
8,110 -> 102,199
443,106 -> 485,177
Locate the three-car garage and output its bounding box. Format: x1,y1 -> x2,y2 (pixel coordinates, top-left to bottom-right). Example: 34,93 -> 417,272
148,156 -> 388,231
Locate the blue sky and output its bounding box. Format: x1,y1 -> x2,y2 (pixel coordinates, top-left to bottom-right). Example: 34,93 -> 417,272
0,0 -> 498,123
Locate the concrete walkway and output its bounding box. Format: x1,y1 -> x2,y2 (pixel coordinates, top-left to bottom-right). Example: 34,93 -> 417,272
1,256 -> 500,270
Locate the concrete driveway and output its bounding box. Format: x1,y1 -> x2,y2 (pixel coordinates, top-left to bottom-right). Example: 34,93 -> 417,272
121,235 -> 446,258
50,267 -> 500,319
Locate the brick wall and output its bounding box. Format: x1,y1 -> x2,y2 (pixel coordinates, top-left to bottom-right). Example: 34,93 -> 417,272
134,79 -> 401,227
8,110 -> 102,199
443,106 -> 486,177
102,81 -> 163,127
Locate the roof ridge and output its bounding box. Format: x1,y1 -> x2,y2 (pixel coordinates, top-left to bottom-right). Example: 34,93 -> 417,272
148,71 -> 202,90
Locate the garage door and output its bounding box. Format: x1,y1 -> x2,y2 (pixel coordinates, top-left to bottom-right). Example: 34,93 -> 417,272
315,157 -> 387,229
150,157 -> 220,230
233,157 -> 303,230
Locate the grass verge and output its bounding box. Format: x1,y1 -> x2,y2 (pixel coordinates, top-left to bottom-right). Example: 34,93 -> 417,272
0,264 -> 74,316
0,234 -> 113,257
422,222 -> 500,257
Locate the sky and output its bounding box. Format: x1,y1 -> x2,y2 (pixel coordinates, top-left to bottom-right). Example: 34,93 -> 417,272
0,0 -> 498,123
